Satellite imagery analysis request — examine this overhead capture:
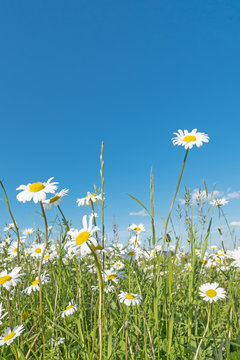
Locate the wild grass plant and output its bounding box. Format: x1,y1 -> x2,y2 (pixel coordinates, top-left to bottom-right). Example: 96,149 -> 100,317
0,131 -> 239,359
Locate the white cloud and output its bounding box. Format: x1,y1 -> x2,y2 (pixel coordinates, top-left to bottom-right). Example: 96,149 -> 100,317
230,221 -> 240,227
226,191 -> 240,200
129,210 -> 148,217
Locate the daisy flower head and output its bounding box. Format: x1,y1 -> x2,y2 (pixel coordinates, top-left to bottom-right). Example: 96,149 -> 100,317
61,300 -> 77,318
104,269 -> 126,284
199,282 -> 226,303
172,129 -> 209,150
0,267 -> 24,291
128,224 -> 145,234
43,188 -> 69,210
210,198 -> 228,207
24,272 -> 50,295
22,228 -> 34,236
0,325 -> 24,346
118,291 -> 141,306
49,337 -> 65,347
67,215 -> 99,257
16,177 -> 58,204
3,223 -> 14,232
76,192 -> 103,207
30,243 -> 45,258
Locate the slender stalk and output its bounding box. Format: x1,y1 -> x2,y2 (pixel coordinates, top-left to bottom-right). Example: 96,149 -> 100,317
157,149 -> 189,279
57,205 -> 69,231
38,201 -> 48,360
218,206 -> 225,252
6,291 -> 13,330
194,305 -> 211,360
100,141 -> 105,268
0,181 -> 21,266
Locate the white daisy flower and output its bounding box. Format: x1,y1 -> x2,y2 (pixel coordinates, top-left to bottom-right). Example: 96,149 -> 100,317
16,177 -> 58,204
0,267 -> 24,291
76,192 -> 103,207
61,300 -> 77,318
0,325 -> 24,346
92,284 -> 114,293
118,291 -> 141,306
30,243 -> 45,258
43,189 -> 69,209
128,224 -> 145,234
113,261 -> 124,270
22,228 -> 34,236
8,242 -> 20,258
172,129 -> 209,149
210,198 -> 228,207
49,337 -> 65,347
199,282 -> 226,303
24,273 -> 50,295
184,263 -> 192,271
3,223 -> 15,232
67,215 -> 99,257
104,269 -> 126,284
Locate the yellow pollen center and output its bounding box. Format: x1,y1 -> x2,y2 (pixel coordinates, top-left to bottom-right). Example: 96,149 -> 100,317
14,248 -> 17,253
4,332 -> 15,342
183,135 -> 196,142
107,274 -> 117,280
56,337 -> 60,341
128,251 -> 135,255
32,279 -> 39,286
66,305 -> 73,311
0,275 -> 11,285
126,294 -> 135,299
187,266 -> 191,270
44,255 -> 50,259
202,260 -> 207,265
50,195 -> 60,204
134,227 -> 141,231
29,182 -> 45,192
35,248 -> 42,254
206,289 -> 217,297
76,231 -> 90,246
116,264 -> 121,267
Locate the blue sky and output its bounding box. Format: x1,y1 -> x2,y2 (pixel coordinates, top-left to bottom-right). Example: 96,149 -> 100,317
0,1 -> 240,247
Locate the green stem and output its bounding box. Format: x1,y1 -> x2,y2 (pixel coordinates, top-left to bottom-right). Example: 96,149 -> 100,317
194,304 -> 211,360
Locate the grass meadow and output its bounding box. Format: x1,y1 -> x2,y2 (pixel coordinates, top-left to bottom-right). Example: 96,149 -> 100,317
0,134 -> 239,360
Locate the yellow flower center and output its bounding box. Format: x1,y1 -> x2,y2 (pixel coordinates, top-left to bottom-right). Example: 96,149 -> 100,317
0,275 -> 11,285
4,332 -> 15,342
35,248 -> 42,254
50,195 -> 60,204
205,289 -> 217,297
91,244 -> 103,251
44,255 -> 50,259
126,294 -> 135,299
202,260 -> 207,265
134,227 -> 141,231
32,279 -> 39,286
183,135 -> 196,142
106,274 -> 117,280
29,182 -> 45,192
76,231 -> 90,245
187,266 -> 191,270
66,304 -> 73,311
56,337 -> 60,341
116,264 -> 121,267
128,251 -> 136,255
14,248 -> 17,253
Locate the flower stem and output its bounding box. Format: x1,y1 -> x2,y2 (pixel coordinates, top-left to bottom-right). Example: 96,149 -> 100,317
194,304 -> 211,360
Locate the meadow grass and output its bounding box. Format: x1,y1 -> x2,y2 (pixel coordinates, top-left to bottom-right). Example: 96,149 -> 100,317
0,135 -> 239,360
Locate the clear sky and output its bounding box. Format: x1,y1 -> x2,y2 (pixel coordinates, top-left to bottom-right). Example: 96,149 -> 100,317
0,1 -> 239,247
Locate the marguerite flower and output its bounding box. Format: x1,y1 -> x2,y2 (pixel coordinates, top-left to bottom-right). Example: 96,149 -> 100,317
43,189 -> 69,209
61,300 -> 77,318
104,269 -> 126,284
22,228 -> 34,236
30,243 -> 45,258
128,224 -> 145,234
172,129 -> 209,149
24,273 -> 50,295
76,192 -> 103,207
16,177 -> 58,204
0,267 -> 24,291
0,325 -> 24,346
210,198 -> 228,207
3,223 -> 14,232
67,215 -> 99,257
118,291 -> 141,306
49,337 -> 65,347
199,282 -> 226,303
